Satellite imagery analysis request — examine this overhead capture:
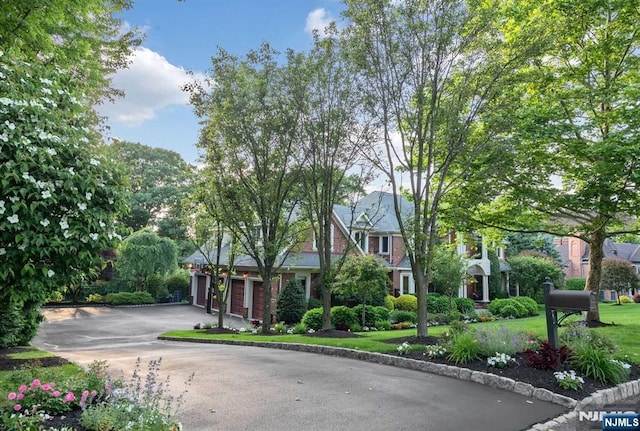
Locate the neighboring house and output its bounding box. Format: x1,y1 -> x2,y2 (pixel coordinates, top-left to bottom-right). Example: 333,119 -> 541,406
183,191 -> 502,321
554,236 -> 640,300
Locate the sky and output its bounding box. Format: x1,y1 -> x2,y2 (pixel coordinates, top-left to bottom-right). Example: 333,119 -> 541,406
97,0 -> 347,164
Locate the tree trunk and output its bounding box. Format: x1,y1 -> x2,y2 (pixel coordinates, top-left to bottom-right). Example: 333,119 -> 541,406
322,281 -> 332,330
585,229 -> 605,324
261,274 -> 272,334
414,264 -> 428,338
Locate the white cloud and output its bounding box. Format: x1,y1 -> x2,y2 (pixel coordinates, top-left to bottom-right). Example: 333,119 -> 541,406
305,8 -> 336,38
97,47 -> 205,127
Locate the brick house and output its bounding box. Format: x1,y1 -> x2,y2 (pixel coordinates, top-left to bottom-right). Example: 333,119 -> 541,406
183,191 -> 497,321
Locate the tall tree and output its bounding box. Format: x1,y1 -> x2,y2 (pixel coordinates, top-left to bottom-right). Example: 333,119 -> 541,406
103,140 -> 195,238
187,44 -> 308,333
291,27 -> 376,330
431,244 -> 467,312
600,258 -> 640,305
472,0 -> 640,323
343,0 -> 540,337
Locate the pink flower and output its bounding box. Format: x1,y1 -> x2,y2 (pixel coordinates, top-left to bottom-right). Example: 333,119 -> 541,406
17,393 -> 24,400
53,390 -> 61,397
41,384 -> 52,391
8,392 -> 16,400
90,390 -> 97,397
63,392 -> 75,403
13,404 -> 21,411
31,379 -> 40,389
82,390 -> 89,399
19,385 -> 27,393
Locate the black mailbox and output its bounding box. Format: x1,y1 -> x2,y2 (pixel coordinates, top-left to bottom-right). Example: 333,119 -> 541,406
547,290 -> 598,312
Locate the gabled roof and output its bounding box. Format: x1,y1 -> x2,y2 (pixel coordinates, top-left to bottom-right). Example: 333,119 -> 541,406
334,191 -> 412,234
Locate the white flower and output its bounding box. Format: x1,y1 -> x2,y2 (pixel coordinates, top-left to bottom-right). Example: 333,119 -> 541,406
0,248 -> 5,255
41,190 -> 52,199
68,167 -> 75,175
77,202 -> 87,211
0,200 -> 4,215
46,148 -> 57,156
89,233 -> 98,241
85,192 -> 92,201
0,132 -> 7,142
108,199 -> 114,204
40,218 -> 50,227
5,121 -> 15,130
59,218 -> 69,229
63,230 -> 73,239
47,269 -> 55,278
99,221 -> 106,228
7,214 -> 19,224
90,158 -> 100,166
17,243 -> 26,251
9,196 -> 19,203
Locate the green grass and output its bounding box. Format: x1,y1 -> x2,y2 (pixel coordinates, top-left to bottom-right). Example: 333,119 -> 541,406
163,302 -> 640,363
6,346 -> 54,360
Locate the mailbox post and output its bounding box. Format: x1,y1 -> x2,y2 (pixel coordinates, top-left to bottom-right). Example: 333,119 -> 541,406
543,278 -> 598,349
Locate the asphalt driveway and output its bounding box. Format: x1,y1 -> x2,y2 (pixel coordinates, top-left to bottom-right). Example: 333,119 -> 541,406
32,305 -> 567,431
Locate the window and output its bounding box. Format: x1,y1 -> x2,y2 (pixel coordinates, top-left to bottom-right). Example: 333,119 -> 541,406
354,231 -> 367,251
312,225 -> 334,252
379,236 -> 390,255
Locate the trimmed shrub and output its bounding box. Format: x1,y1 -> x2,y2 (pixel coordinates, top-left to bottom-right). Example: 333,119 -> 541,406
634,293 -> 640,303
165,271 -> 190,301
455,297 -> 475,314
373,305 -> 390,322
389,310 -> 417,324
301,307 -> 323,331
375,320 -> 391,330
427,295 -> 450,314
487,298 -> 529,318
353,304 -> 377,327
565,278 -> 587,291
512,296 -> 539,316
330,306 -> 357,330
307,297 -> 323,310
144,274 -> 168,301
104,292 -> 155,305
276,279 -> 306,324
394,294 -> 417,312
385,295 -> 395,311
498,304 -> 519,318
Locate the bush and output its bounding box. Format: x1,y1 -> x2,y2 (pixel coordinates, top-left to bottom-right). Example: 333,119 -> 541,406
454,297 -> 475,314
523,342 -> 571,370
86,293 -> 104,303
165,270 -> 190,301
634,293 -> 640,303
427,313 -> 449,326
565,278 -> 587,291
353,305 -> 390,327
512,296 -> 539,316
330,306 -> 357,330
571,342 -> 629,384
389,310 -> 417,324
292,322 -> 307,334
487,298 -> 529,318
427,295 -> 450,314
144,274 -> 168,301
475,325 -> 535,356
394,294 -> 417,312
375,320 -> 391,330
301,308 -> 324,331
276,279 -> 307,324
384,295 -> 395,311
447,331 -> 480,365
619,295 -> 632,304
307,297 -> 323,310
0,304 -> 23,348
104,292 -> 155,305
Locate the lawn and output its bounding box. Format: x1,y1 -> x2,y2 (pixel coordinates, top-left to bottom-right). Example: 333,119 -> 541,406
162,302 -> 640,363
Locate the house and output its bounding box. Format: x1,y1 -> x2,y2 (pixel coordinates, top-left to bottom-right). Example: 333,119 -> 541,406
554,236 -> 640,300
183,191 -> 501,321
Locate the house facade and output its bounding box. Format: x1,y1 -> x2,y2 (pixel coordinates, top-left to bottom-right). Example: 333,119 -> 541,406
554,237 -> 640,278
183,192 -> 500,321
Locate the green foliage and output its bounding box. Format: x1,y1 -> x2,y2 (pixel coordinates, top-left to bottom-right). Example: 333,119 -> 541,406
431,244 -> 467,299
447,331 -> 480,365
475,325 -> 535,356
427,294 -> 450,314
600,258 -> 640,302
117,230 -> 178,288
507,255 -> 564,303
330,306 -> 357,330
104,292 -> 155,305
512,296 -> 539,316
292,322 -> 307,334
144,274 -> 168,301
454,297 -> 475,314
307,297 -> 323,310
165,270 -> 190,301
334,255 -> 390,307
504,233 -> 562,263
565,278 -> 586,291
487,250 -> 503,300
276,279 -> 307,324
570,343 -> 629,384
394,294 -> 418,312
301,308 -> 324,331
353,305 -> 390,327
0,52 -> 130,346
389,310 -> 417,324
385,295 -> 395,310
0,305 -> 23,348
487,298 -> 530,318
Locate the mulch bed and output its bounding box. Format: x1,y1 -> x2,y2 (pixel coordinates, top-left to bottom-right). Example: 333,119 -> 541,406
304,329 -> 364,338
0,347 -> 70,371
384,335 -> 640,400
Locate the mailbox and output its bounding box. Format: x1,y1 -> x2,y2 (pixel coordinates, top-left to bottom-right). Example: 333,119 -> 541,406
547,290 -> 598,312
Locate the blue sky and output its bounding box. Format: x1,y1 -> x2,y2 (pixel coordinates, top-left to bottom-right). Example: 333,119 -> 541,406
98,0 -> 346,164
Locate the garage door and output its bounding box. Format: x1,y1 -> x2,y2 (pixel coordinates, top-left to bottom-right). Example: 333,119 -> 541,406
230,279 -> 246,317
196,276 -> 207,306
252,281 -> 264,320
